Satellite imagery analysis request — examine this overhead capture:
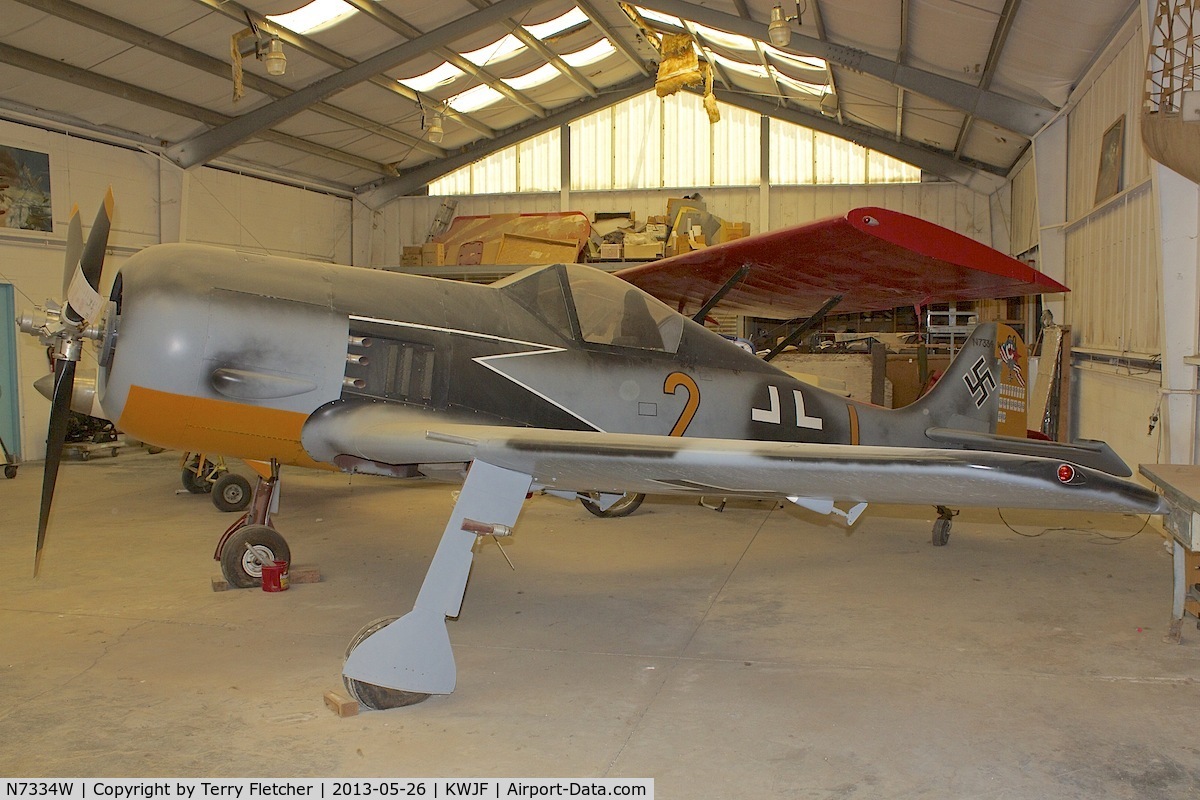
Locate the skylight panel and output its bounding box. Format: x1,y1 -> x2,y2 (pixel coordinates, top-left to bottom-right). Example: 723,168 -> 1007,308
708,52 -> 770,80
506,63 -> 561,91
398,62 -> 465,93
691,23 -> 755,52
636,7 -> 683,27
447,84 -> 506,113
462,34 -> 526,66
776,72 -> 831,98
267,0 -> 356,35
525,7 -> 589,38
763,44 -> 827,71
562,39 -> 615,67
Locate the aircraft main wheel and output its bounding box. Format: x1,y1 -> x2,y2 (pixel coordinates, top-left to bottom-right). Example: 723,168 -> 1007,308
181,458 -> 212,493
932,518 -> 952,547
579,492 -> 645,518
4,464 -> 16,479
212,473 -> 252,512
343,616 -> 431,710
220,524 -> 290,589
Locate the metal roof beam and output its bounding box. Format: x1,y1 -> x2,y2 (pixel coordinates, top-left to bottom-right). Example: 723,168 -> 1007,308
168,0 -> 542,168
708,86 -> 1006,194
340,0 -> 548,119
953,0 -> 1023,158
358,76 -> 656,207
187,0 -> 495,140
463,0 -> 599,97
808,0 -> 844,124
577,0 -> 653,76
635,0 -> 1054,136
16,0 -> 444,160
0,43 -> 393,176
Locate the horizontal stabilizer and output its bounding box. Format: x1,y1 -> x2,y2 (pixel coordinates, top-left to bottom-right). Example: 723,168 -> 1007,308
924,428 -> 1132,477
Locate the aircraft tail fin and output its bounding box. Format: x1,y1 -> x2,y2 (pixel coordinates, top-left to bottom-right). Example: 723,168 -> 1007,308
912,322 -> 1133,476
914,322 -> 1028,437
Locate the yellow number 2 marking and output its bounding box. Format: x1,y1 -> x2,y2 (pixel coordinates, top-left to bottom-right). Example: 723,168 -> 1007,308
663,372 -> 700,437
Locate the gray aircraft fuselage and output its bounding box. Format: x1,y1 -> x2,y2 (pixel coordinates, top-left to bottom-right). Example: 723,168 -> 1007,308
99,246 -> 902,460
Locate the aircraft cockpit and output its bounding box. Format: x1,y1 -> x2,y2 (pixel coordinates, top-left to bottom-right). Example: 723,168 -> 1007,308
497,263 -> 684,354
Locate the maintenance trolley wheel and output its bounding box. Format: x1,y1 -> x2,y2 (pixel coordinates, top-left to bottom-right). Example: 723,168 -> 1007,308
4,464 -> 16,479
343,616 -> 431,710
579,492 -> 645,518
212,472 -> 252,513
220,524 -> 290,589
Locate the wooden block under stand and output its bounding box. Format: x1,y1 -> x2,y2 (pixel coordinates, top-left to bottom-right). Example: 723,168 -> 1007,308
210,563 -> 322,592
324,690 -> 359,717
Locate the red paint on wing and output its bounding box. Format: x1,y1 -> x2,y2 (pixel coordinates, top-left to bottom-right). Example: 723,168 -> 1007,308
616,207 -> 1067,319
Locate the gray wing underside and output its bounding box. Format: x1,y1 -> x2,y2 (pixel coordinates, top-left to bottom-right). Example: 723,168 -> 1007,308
302,404 -> 1167,515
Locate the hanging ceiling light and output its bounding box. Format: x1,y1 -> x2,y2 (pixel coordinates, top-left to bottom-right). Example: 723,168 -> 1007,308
768,6 -> 791,48
768,3 -> 806,49
427,112 -> 444,144
260,36 -> 287,76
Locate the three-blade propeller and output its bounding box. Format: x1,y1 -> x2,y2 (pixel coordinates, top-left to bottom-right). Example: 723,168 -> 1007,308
32,189 -> 114,576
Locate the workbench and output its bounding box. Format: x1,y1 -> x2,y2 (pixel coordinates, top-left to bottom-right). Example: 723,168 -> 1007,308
1138,463 -> 1200,640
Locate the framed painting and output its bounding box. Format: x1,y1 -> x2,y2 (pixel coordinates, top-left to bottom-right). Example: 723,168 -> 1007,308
1095,116 -> 1125,204
0,145 -> 52,232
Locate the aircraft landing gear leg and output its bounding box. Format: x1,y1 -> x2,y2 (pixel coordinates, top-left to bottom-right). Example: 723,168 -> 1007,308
214,461 -> 282,587
342,460 -> 532,710
933,505 -> 958,547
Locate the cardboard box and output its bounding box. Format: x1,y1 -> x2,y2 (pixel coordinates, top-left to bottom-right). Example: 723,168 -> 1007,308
648,215 -> 668,225
599,243 -> 622,260
644,223 -> 668,239
421,243 -> 445,266
402,246 -> 422,266
719,221 -> 750,242
623,242 -> 663,260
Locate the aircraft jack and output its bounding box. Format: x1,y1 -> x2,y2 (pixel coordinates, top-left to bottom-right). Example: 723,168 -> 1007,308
933,505 -> 958,546
213,462 -> 289,588
341,460 -> 532,710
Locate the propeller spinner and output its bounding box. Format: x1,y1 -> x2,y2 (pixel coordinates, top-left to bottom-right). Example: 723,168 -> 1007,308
17,188 -> 114,575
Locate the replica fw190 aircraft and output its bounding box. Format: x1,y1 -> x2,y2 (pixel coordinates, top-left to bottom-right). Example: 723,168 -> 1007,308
20,194 -> 1167,710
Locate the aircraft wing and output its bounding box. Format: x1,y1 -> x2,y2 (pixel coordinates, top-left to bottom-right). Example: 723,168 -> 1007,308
302,406 -> 1165,515
615,207 -> 1068,319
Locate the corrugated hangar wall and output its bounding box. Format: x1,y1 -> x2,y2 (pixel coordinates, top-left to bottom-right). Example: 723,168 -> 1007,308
1010,10 -> 1168,472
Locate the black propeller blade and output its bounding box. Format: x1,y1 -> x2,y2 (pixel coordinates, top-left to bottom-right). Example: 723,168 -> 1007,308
64,187 -> 112,326
79,189 -> 112,290
34,187 -> 113,576
36,357 -> 76,576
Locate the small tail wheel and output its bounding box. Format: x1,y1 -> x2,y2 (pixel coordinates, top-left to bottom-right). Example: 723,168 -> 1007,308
212,472 -> 252,512
220,524 -> 290,588
579,492 -> 645,518
343,616 -> 431,710
932,505 -> 958,547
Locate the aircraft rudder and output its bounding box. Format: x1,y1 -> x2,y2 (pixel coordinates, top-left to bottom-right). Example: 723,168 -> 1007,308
915,322 -> 1029,435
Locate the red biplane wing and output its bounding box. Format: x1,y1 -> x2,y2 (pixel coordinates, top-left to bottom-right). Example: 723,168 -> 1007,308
615,207 -> 1067,319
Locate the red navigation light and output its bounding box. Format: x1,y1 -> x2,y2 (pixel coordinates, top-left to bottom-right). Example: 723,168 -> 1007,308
1057,464 -> 1076,484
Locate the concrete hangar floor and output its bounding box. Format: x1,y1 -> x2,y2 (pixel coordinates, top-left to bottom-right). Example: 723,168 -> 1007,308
1,448 -> 1198,797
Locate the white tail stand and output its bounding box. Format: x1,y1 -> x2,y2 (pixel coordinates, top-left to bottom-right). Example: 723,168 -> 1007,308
342,460 -> 533,695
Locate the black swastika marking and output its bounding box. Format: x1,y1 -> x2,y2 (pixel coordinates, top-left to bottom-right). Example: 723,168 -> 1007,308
963,356 -> 996,408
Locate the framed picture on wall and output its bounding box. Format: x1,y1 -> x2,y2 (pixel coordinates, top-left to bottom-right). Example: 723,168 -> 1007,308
0,144 -> 52,232
1095,116 -> 1125,204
